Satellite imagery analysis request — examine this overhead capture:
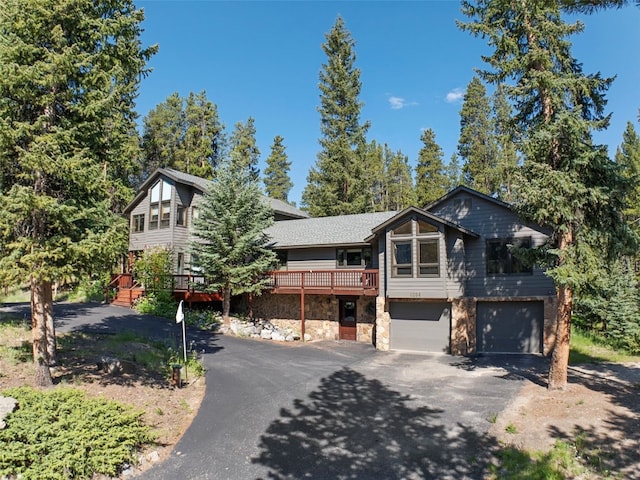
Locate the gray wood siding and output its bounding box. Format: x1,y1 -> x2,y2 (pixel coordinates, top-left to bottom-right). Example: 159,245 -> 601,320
287,248 -> 337,270
444,229 -> 466,297
385,228 -> 448,299
430,193 -> 555,297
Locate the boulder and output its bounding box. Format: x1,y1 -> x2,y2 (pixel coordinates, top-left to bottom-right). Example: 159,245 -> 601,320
260,329 -> 273,340
272,331 -> 286,342
0,397 -> 17,429
96,356 -> 136,375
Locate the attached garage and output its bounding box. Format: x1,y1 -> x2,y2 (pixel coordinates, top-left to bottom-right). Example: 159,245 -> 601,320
389,302 -> 451,353
476,301 -> 543,353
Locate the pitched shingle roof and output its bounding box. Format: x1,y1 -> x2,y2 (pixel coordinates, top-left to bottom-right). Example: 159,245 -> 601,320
265,211 -> 399,248
124,168 -> 308,219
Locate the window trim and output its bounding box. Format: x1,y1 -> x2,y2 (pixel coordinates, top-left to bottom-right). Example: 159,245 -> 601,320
391,240 -> 413,277
176,205 -> 186,227
390,218 -> 441,278
418,238 -> 439,277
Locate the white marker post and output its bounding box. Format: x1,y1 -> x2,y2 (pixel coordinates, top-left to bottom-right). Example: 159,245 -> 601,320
175,300 -> 187,382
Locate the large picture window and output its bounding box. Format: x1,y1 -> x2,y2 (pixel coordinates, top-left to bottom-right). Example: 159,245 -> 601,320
486,237 -> 532,275
390,218 -> 441,278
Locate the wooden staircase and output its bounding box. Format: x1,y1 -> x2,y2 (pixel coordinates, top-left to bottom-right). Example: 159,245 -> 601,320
111,286 -> 144,307
107,274 -> 144,307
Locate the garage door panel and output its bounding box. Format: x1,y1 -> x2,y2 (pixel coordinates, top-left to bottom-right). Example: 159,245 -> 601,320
389,302 -> 450,353
477,302 -> 543,353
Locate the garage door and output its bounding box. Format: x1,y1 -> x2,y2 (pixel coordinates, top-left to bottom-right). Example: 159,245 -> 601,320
389,302 -> 450,353
476,301 -> 543,353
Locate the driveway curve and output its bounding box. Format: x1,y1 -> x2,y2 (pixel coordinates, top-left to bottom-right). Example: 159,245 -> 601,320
0,302 -> 546,479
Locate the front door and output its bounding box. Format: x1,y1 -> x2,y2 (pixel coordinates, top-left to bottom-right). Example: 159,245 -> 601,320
339,299 -> 357,341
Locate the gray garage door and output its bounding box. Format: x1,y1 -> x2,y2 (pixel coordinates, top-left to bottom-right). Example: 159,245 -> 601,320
476,301 -> 543,353
389,302 -> 451,353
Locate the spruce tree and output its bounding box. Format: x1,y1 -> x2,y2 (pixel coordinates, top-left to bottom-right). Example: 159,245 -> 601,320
384,147 -> 416,211
302,16 -> 371,216
445,154 -> 464,191
0,0 -> 154,385
362,140 -> 386,211
263,135 -> 293,202
189,159 -> 277,321
458,76 -> 498,195
140,90 -> 224,182
461,0 -> 634,389
492,84 -> 519,202
229,117 -> 260,180
415,129 -> 448,206
615,121 -> 640,226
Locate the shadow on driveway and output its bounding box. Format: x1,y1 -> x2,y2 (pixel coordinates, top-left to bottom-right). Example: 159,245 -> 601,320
253,367 -> 499,480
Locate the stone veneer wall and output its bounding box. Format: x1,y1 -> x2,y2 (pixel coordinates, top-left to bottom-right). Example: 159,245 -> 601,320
252,293 -> 376,344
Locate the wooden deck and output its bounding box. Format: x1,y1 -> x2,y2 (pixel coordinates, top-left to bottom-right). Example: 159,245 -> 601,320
108,269 -> 379,306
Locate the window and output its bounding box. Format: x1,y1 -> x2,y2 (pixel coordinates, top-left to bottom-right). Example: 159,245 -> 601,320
160,201 -> 171,228
391,221 -> 412,236
390,218 -> 441,278
392,241 -> 413,276
486,237 -> 532,275
337,248 -> 372,268
132,214 -> 144,233
419,239 -> 439,276
149,205 -> 159,230
176,206 -> 186,226
149,179 -> 172,230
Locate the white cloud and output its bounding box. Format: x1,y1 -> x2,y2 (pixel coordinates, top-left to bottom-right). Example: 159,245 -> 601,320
445,88 -> 465,103
388,95 -> 418,110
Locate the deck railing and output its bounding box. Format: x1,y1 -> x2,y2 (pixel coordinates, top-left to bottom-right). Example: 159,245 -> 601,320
109,269 -> 379,298
267,269 -> 379,294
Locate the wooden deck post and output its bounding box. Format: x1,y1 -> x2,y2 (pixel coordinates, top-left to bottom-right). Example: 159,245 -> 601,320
300,272 -> 305,341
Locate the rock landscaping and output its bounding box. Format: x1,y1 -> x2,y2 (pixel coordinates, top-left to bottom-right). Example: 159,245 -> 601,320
222,317 -> 300,343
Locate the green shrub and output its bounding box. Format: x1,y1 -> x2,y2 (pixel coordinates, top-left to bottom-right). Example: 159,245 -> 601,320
185,309 -> 222,330
133,290 -> 177,319
0,387 -> 153,480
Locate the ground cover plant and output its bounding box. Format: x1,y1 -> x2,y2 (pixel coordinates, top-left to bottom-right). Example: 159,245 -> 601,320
0,387 -> 152,480
0,318 -> 205,479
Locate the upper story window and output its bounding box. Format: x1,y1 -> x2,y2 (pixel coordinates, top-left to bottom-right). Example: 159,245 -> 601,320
132,214 -> 145,233
149,179 -> 172,230
486,237 -> 533,275
176,206 -> 186,226
337,248 -> 372,268
390,218 -> 441,278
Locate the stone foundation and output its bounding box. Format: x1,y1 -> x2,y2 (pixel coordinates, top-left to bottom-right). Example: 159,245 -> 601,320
252,293 -> 376,344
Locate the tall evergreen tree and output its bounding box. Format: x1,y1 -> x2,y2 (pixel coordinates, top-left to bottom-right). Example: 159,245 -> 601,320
384,147 -> 416,211
415,129 -> 448,206
229,117 -> 260,180
445,154 -> 464,191
190,159 -> 277,321
302,15 -> 371,216
461,0 -> 634,390
263,135 -> 293,202
140,90 -> 223,182
492,84 -> 519,202
362,140 -> 386,212
615,121 -> 640,226
0,0 -> 154,385
458,76 -> 498,195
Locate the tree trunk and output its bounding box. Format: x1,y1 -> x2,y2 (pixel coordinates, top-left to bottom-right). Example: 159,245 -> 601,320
31,276 -> 53,387
548,229 -> 574,390
44,280 -> 57,366
222,286 -> 231,324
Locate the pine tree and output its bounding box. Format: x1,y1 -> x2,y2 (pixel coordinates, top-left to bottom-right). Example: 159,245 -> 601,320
384,147 -> 416,211
362,141 -> 386,211
302,16 -> 371,216
615,121 -> 640,226
264,135 -> 293,202
189,159 -> 277,321
415,129 -> 448,206
140,91 -> 224,182
0,0 -> 154,386
461,0 -> 634,389
445,154 -> 464,191
492,84 -> 519,202
458,76 -> 498,195
229,117 -> 260,180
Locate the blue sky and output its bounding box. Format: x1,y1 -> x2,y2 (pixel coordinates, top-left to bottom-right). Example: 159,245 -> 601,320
135,1 -> 640,205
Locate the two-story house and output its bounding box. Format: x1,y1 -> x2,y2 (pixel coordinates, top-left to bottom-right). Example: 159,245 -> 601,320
118,169 -> 557,356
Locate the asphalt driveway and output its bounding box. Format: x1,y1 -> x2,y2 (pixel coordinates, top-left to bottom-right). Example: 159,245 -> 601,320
0,302 -> 547,479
